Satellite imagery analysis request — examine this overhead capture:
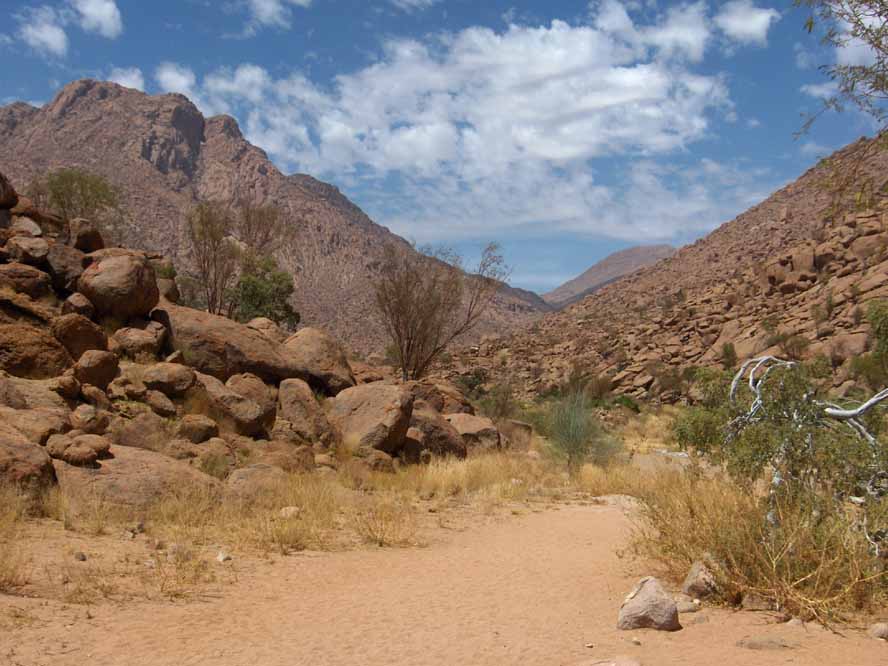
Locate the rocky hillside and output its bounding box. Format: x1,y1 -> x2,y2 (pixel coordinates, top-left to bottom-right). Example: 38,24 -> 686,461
0,170 -> 523,503
446,136 -> 888,400
543,245 -> 676,308
0,80 -> 545,354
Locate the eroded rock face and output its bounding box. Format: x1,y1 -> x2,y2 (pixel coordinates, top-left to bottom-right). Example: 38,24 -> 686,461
5,236 -> 49,265
325,383 -> 413,455
226,373 -> 276,431
246,317 -> 286,344
0,422 -> 56,492
408,401 -> 467,459
275,378 -> 337,448
0,324 -> 72,379
185,371 -> 269,437
0,405 -> 69,444
141,362 -> 195,397
45,243 -> 85,292
78,250 -> 159,320
444,413 -> 501,452
51,313 -> 108,361
282,327 -> 356,395
0,263 -> 53,299
52,445 -> 218,508
152,303 -> 297,384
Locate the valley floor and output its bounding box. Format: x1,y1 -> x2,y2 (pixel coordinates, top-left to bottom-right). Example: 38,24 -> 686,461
1,500 -> 883,666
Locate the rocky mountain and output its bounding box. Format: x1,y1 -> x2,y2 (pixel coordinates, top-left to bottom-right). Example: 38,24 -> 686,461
0,80 -> 545,354
543,244 -> 676,309
445,135 -> 888,400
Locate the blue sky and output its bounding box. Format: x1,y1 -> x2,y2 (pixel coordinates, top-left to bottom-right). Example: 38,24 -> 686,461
1,0 -> 877,293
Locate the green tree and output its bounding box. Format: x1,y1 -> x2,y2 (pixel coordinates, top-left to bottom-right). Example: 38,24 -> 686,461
229,255 -> 300,329
29,168 -> 119,221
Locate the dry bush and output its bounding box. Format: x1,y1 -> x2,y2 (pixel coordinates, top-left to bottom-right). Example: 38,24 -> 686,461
348,495 -> 418,547
366,453 -> 567,504
576,464 -> 650,497
631,472 -> 888,623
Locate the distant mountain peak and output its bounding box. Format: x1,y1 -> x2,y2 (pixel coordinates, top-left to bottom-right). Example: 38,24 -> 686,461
544,244 -> 675,308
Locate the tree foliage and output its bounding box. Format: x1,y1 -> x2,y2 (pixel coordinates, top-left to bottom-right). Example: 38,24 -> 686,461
27,167 -> 120,221
373,242 -> 507,380
547,391 -> 620,474
229,254 -> 299,329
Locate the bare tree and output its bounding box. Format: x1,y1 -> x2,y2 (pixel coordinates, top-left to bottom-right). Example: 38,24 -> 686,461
235,202 -> 286,255
185,202 -> 241,315
374,242 -> 507,381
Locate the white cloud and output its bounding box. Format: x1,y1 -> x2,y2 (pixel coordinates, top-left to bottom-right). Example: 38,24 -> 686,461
390,0 -> 439,11
747,117 -> 761,128
71,0 -> 122,38
154,9 -> 761,245
18,6 -> 68,57
800,81 -> 838,99
642,2 -> 710,62
242,0 -> 312,33
108,66 -> 144,91
155,62 -> 201,102
714,0 -> 780,46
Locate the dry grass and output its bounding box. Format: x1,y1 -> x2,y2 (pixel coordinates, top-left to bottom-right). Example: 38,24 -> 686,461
0,487 -> 30,593
348,495 -> 419,547
631,471 -> 888,623
612,406 -> 680,454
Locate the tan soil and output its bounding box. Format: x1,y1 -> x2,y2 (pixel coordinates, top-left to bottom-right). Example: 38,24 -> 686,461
1,502 -> 883,666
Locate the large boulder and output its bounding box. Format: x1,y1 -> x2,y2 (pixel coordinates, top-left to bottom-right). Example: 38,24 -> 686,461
45,243 -> 85,292
325,383 -> 413,455
50,313 -> 108,361
444,413 -> 502,452
282,327 -> 356,395
73,350 -> 118,390
184,371 -> 269,437
5,236 -> 49,265
46,433 -> 111,467
152,303 -> 297,384
112,322 -> 166,360
408,381 -> 475,415
62,293 -> 95,318
107,411 -> 170,452
226,373 -> 276,431
52,445 -> 219,509
246,317 -> 286,344
225,463 -> 288,498
68,218 -> 104,253
78,250 -> 159,320
0,406 -> 69,444
275,378 -> 337,447
407,401 -> 467,459
176,414 -> 219,444
0,171 -> 18,209
0,371 -> 70,410
0,263 -> 53,299
617,577 -> 681,631
0,324 -> 72,379
141,362 -> 195,397
0,423 -> 56,493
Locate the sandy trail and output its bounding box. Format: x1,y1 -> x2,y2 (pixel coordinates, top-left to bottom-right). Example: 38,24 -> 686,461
2,502 -> 884,666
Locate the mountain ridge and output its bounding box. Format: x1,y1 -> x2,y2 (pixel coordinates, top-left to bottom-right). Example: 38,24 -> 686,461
0,79 -> 546,354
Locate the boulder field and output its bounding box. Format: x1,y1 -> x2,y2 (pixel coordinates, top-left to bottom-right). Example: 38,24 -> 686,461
0,172 -> 511,505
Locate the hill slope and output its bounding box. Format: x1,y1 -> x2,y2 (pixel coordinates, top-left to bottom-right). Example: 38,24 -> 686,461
543,245 -> 675,308
0,80 -> 546,353
446,136 -> 888,399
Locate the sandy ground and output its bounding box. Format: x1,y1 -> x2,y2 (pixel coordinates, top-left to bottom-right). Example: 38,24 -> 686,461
1,501 -> 885,666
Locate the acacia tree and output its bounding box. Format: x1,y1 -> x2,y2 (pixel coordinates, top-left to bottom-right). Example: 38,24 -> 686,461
374,242 -> 507,381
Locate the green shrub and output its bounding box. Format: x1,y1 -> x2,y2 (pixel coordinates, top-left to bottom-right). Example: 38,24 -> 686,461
229,255 -> 299,329
547,391 -> 621,474
720,342 -> 738,370
612,394 -> 640,413
478,381 -> 518,421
